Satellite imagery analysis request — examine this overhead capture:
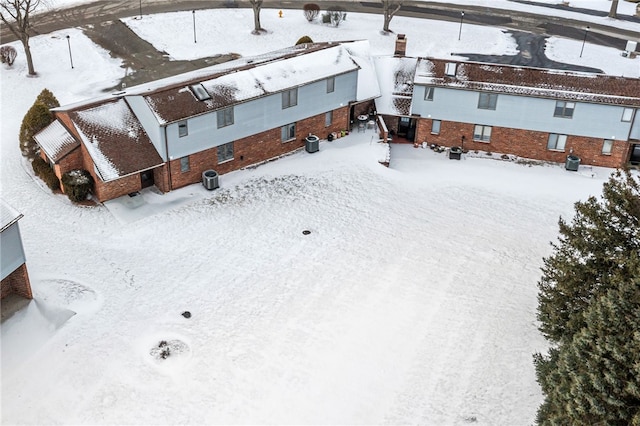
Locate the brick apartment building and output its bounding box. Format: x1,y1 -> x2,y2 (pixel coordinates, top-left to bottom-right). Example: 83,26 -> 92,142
1,199 -> 32,300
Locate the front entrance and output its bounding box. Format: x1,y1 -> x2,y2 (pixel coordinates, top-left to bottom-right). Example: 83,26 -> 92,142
140,170 -> 155,188
397,117 -> 416,142
631,144 -> 640,165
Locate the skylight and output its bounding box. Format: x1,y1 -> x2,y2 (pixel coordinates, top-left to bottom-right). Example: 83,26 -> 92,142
190,84 -> 211,101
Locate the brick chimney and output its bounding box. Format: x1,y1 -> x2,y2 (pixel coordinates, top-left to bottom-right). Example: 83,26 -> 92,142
394,34 -> 407,56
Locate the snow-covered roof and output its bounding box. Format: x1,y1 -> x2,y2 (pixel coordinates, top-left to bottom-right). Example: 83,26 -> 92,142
415,58 -> 640,106
33,120 -> 79,162
373,56 -> 419,116
341,40 -> 381,102
69,99 -> 163,182
144,43 -> 361,124
0,199 -> 23,233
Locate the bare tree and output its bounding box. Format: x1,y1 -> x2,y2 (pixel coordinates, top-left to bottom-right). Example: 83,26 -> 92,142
0,0 -> 43,75
249,0 -> 265,34
608,0 -> 618,18
382,0 -> 403,34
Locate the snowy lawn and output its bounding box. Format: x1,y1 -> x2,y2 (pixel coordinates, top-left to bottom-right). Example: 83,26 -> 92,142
0,4 -> 626,425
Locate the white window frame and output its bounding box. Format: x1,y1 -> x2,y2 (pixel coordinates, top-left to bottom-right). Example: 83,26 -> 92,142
217,107 -> 234,128
281,123 -> 296,142
431,119 -> 441,135
325,111 -> 333,127
282,88 -> 298,109
217,142 -> 234,163
327,77 -> 335,93
547,133 -> 567,151
622,107 -> 633,122
178,120 -> 188,137
180,156 -> 190,172
473,124 -> 492,142
554,101 -> 575,118
424,87 -> 434,101
477,93 -> 497,110
602,139 -> 613,155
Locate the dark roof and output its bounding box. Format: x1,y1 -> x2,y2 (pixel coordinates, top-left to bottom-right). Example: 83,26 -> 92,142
69,99 -> 163,182
143,43 -> 359,124
415,58 -> 640,107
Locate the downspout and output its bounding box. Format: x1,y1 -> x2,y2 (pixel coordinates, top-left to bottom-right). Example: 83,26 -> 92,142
164,125 -> 173,192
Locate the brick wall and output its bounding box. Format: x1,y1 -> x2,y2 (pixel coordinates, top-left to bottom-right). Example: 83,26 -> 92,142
169,107 -> 351,190
1,263 -> 32,300
415,118 -> 628,168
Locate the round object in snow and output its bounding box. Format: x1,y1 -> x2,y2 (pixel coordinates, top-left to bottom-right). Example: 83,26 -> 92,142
182,311 -> 191,318
302,230 -> 311,235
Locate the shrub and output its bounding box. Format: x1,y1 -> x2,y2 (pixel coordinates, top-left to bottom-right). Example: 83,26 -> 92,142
295,35 -> 314,45
19,89 -> 59,159
31,157 -> 60,191
326,6 -> 347,26
61,169 -> 94,202
303,3 -> 320,21
36,88 -> 60,109
0,45 -> 17,66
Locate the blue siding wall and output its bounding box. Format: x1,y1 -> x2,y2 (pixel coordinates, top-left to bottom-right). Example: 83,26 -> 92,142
630,109 -> 640,140
1,223 -> 26,280
412,86 -> 633,140
165,71 -> 357,160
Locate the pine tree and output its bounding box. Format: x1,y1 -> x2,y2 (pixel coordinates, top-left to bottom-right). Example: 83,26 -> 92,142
537,170 -> 640,343
535,255 -> 640,425
534,170 -> 640,425
18,88 -> 59,159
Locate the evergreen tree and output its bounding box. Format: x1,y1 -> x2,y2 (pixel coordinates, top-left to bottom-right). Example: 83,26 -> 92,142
534,170 -> 640,425
18,88 -> 59,159
36,88 -> 60,109
535,254 -> 640,425
537,170 -> 640,343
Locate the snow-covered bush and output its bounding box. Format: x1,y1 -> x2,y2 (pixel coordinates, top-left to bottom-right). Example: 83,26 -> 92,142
303,3 -> 320,22
61,169 -> 94,202
0,45 -> 17,66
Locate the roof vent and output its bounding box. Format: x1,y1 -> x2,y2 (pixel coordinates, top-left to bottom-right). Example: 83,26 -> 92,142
445,62 -> 457,77
190,84 -> 211,101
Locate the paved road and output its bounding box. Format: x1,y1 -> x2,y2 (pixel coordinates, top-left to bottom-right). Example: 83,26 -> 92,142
1,0 -> 637,88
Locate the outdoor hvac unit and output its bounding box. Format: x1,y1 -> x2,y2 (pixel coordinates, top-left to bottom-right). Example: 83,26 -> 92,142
202,170 -> 219,190
305,134 -> 320,153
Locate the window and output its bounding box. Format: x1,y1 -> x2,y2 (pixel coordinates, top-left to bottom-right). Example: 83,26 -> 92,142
327,77 -> 335,93
547,133 -> 567,151
217,107 -> 234,128
178,120 -> 188,137
282,88 -> 298,109
325,111 -> 333,127
473,125 -> 492,142
217,142 -> 234,163
478,93 -> 497,110
445,62 -> 457,76
180,156 -> 190,172
281,123 -> 296,142
424,87 -> 434,101
554,101 -> 575,118
431,119 -> 441,134
602,139 -> 613,155
622,107 -> 633,122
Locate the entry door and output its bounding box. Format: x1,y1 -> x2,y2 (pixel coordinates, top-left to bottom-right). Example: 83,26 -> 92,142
397,117 -> 411,137
631,144 -> 640,165
140,170 -> 155,188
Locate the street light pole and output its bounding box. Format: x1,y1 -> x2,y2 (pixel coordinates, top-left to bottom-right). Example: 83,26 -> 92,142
580,26 -> 590,58
66,35 -> 74,69
458,11 -> 464,41
139,0 -> 142,19
192,10 -> 197,43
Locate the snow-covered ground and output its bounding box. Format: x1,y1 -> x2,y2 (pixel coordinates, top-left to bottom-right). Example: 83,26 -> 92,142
0,2 -> 634,425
